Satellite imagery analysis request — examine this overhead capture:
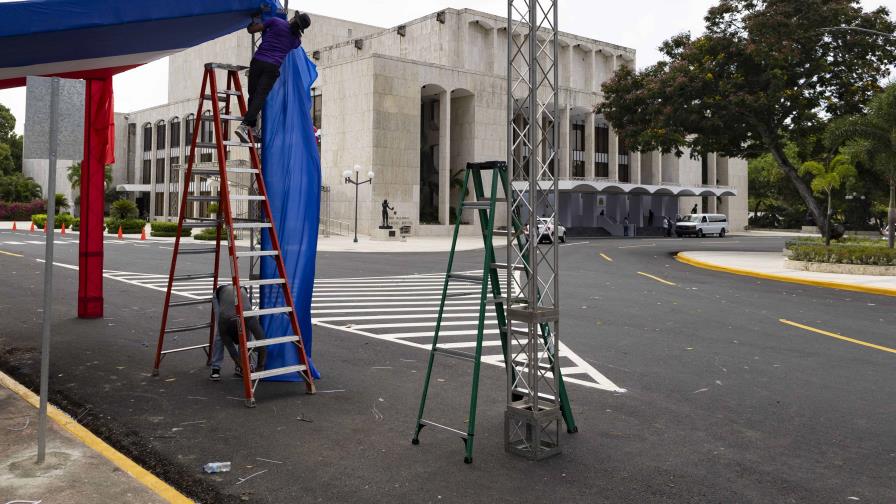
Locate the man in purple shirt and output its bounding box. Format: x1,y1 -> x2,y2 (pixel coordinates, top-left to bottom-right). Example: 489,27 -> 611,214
235,11 -> 311,143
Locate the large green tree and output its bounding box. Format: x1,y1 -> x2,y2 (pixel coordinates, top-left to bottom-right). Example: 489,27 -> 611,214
598,0 -> 896,238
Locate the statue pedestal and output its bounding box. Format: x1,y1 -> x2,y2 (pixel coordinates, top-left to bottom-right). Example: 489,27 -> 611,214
371,226 -> 399,241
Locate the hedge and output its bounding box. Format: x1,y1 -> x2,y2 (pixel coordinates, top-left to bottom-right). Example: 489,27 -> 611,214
150,220 -> 192,238
789,243 -> 896,266
71,218 -> 80,231
105,217 -> 146,234
31,213 -> 76,229
193,227 -> 225,241
785,236 -> 884,250
1,200 -> 46,220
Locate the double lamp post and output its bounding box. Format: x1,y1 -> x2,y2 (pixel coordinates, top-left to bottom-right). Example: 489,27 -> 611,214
343,164 -> 374,243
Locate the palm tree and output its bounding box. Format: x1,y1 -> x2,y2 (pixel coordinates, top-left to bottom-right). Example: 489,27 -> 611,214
829,85 -> 896,248
799,154 -> 856,246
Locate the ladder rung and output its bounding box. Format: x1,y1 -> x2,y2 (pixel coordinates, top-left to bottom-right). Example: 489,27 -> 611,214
246,335 -> 300,349
177,247 -> 218,254
169,298 -> 213,307
235,250 -> 279,258
229,194 -> 266,201
232,222 -> 271,229
418,419 -> 468,439
189,167 -> 259,176
491,262 -> 526,271
433,346 -> 476,361
243,306 -> 292,317
179,222 -> 219,229
197,141 -> 261,149
160,343 -> 210,355
186,195 -> 219,202
219,114 -> 244,121
241,278 -> 285,287
219,89 -> 241,96
173,273 -> 216,281
447,273 -> 483,284
250,364 -> 307,381
165,322 -> 212,334
204,63 -> 249,71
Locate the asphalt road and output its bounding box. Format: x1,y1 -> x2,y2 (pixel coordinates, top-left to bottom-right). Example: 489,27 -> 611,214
0,230 -> 893,503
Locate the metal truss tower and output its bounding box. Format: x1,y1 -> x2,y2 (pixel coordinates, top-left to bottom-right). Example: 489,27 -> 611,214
505,0 -> 563,459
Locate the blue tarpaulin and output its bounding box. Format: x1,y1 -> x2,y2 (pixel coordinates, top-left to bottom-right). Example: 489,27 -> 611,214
258,49 -> 322,381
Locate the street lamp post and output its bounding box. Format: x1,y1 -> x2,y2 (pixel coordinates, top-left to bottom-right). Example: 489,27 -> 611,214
343,165 -> 374,243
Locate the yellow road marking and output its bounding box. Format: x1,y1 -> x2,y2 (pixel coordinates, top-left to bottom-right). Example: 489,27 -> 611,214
0,249 -> 23,257
0,370 -> 192,503
599,253 -> 613,262
779,319 -> 896,355
637,271 -> 677,286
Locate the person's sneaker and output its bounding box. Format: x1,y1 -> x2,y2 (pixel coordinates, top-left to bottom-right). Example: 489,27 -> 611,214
209,368 -> 221,381
234,366 -> 242,378
234,124 -> 254,143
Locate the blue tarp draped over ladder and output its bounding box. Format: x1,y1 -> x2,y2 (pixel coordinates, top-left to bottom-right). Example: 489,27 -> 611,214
258,49 -> 322,381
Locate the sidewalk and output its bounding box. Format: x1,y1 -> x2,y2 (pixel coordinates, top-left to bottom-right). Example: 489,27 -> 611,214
677,250 -> 896,296
0,371 -> 187,504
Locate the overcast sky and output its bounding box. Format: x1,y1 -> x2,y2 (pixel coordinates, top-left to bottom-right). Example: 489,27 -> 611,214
1,0 -> 894,134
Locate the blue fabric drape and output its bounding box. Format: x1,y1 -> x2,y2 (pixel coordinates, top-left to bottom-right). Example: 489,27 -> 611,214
258,49 -> 321,382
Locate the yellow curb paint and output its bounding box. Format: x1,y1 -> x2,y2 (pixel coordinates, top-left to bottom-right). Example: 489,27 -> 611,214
637,271 -> 677,286
0,370 -> 193,504
675,252 -> 896,298
0,249 -> 23,257
779,319 -> 896,355
599,253 -> 613,262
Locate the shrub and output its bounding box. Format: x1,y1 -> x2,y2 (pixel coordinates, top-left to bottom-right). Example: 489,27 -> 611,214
105,217 -> 146,234
31,213 -> 75,229
150,220 -> 192,237
0,199 -> 45,220
789,243 -> 896,266
193,227 -> 226,241
71,218 -> 80,231
785,236 -> 885,250
110,199 -> 139,220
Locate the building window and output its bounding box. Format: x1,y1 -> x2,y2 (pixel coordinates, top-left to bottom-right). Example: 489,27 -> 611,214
311,92 -> 322,130
184,114 -> 195,150
155,193 -> 164,217
142,123 -> 153,184
127,123 -> 136,183
169,117 -> 181,167
142,123 -> 152,152
155,121 -> 166,151
571,123 -> 585,178
595,124 -> 609,178
701,155 -> 709,185
618,137 -> 630,183
200,111 -> 214,163
142,159 -> 151,184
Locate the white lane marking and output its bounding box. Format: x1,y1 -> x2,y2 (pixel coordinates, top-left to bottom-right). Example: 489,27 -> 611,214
559,241 -> 590,247
3,241 -> 26,245
348,320 -> 499,330
617,243 -> 656,249
25,241 -> 45,244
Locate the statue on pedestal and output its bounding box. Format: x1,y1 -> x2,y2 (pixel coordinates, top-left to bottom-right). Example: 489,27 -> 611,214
380,199 -> 395,229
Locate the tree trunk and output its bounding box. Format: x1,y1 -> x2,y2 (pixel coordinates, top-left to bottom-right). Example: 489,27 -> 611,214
825,191 -> 832,247
763,136 -> 832,237
889,182 -> 895,249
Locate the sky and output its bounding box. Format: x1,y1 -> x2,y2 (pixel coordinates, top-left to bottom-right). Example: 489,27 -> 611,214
1,0 -> 894,134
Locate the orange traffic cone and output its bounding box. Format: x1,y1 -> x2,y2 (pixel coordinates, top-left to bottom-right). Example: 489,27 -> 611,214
43,223 -> 47,234
117,226 -> 123,240
140,227 -> 147,241
60,222 -> 66,236
29,221 -> 34,233
12,221 -> 16,231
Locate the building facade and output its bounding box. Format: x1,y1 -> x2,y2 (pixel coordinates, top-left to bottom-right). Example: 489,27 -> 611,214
121,8 -> 747,236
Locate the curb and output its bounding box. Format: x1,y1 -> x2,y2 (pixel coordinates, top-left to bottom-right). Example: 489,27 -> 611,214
675,252 -> 896,298
0,370 -> 193,504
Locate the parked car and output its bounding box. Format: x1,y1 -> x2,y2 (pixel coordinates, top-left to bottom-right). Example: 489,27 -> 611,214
675,213 -> 728,238
524,217 -> 566,243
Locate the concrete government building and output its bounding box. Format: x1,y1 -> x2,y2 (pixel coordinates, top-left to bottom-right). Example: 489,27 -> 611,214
115,8 -> 747,237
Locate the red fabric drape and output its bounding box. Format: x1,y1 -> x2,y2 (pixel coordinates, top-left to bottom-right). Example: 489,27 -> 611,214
78,78 -> 114,318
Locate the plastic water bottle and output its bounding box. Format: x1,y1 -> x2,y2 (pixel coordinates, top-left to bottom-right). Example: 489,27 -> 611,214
203,461 -> 231,473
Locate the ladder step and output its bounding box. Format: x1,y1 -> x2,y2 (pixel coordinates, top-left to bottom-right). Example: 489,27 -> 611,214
204,63 -> 249,71
447,273 -> 483,284
219,114 -> 244,121
250,364 -> 307,381
173,273 -> 216,281
243,307 -> 292,317
241,278 -> 285,287
433,346 -> 476,362
246,335 -> 300,349
197,141 -> 261,149
160,343 -> 210,355
186,195 -> 219,202
169,298 -> 213,307
418,419 -> 469,439
235,250 -> 279,258
229,194 -> 266,201
179,221 -> 220,229
189,167 -> 259,176
491,262 -> 526,271
165,322 -> 213,334
177,247 -> 218,254
202,91 -> 241,100
232,222 -> 272,229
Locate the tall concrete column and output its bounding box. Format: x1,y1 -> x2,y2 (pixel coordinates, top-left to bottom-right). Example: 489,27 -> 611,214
590,50 -> 598,93
608,124 -> 619,181
706,152 -> 717,212
630,151 -> 641,184
566,43 -> 574,88
661,153 -> 679,184
558,105 -> 570,179
492,28 -> 501,75
439,90 -> 451,226
650,151 -> 662,185
585,112 -> 595,178
148,129 -> 157,219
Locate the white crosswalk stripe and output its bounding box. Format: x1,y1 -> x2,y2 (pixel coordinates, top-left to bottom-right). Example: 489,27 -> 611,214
87,267 -> 625,393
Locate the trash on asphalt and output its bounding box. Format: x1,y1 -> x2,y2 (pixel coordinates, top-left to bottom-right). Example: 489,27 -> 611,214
203,461 -> 231,473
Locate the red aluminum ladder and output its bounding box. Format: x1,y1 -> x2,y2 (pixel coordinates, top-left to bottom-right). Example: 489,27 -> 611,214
152,63 -> 316,407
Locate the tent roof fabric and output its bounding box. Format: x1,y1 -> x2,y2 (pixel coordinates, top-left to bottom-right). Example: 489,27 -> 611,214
0,0 -> 268,89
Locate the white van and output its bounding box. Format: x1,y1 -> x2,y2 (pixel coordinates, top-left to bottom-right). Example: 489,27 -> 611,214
675,213 -> 728,238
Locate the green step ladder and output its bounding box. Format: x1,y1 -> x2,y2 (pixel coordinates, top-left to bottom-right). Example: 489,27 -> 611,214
411,160 -> 576,464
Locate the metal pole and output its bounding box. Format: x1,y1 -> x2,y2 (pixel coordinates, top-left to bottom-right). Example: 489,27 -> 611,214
353,171 -> 359,243
37,76 -> 61,464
